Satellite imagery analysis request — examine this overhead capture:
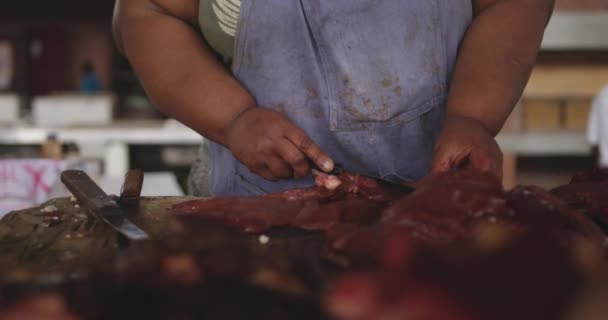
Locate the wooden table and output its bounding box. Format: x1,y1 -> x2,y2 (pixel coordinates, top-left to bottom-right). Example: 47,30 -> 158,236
0,196 -> 192,279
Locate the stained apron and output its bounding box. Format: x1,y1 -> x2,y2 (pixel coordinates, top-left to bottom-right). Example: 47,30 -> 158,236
191,0 -> 473,196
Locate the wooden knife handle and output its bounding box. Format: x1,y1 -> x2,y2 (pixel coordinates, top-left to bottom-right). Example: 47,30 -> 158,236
61,170 -> 120,215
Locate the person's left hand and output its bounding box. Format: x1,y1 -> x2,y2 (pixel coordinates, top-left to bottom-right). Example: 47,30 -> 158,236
431,114 -> 503,180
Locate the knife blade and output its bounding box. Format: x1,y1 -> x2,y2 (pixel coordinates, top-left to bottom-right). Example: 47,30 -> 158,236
61,170 -> 149,241
310,162 -> 415,194
309,161 -> 345,176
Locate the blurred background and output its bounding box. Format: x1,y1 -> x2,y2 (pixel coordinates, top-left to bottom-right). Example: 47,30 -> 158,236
0,0 -> 607,213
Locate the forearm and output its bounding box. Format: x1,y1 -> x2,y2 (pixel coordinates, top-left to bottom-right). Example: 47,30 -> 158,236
446,0 -> 554,136
114,0 -> 254,145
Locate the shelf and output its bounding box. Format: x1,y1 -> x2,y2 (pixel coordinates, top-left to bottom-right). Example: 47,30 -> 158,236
497,131 -> 590,156
0,120 -> 203,146
542,13 -> 608,50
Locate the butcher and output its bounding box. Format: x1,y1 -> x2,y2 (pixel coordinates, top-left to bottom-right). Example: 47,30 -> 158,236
113,0 -> 554,196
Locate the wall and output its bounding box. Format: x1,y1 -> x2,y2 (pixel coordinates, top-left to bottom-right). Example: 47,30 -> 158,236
556,0 -> 608,11
64,21 -> 113,91
0,1 -> 114,20
0,20 -> 113,94
0,0 -> 115,94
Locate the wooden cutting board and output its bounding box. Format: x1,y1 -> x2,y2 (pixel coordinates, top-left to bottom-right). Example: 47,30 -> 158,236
0,196 -> 196,281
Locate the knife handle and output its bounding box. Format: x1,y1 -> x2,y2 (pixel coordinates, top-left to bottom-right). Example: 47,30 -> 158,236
61,170 -> 120,215
309,160 -> 344,176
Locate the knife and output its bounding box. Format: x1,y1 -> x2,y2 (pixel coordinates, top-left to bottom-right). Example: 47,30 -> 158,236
309,161 -> 345,176
310,162 -> 416,194
61,170 -> 149,241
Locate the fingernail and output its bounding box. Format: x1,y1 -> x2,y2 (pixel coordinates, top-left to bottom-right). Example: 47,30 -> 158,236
321,159 -> 334,172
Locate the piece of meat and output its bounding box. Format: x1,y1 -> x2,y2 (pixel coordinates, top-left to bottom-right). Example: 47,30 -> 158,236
176,169 -> 606,261
0,294 -> 80,320
173,197 -> 302,233
379,171 -> 601,244
5,169 -> 608,320
322,171 -> 607,320
333,170 -> 606,266
507,186 -> 606,244
552,168 -> 608,231
326,230 -> 587,320
376,170 -> 508,245
173,171 -> 405,234
173,195 -> 388,235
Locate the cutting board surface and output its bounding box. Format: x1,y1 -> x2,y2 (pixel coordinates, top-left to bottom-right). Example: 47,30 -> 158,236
0,197 -> 197,279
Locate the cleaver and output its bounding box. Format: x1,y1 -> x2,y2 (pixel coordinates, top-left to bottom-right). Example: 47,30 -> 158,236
61,170 -> 149,241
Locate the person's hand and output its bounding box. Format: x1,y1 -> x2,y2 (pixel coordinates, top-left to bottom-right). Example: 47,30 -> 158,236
225,108 -> 334,181
431,114 -> 503,180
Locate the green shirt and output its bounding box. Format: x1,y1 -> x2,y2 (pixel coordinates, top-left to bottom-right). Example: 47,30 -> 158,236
198,0 -> 242,65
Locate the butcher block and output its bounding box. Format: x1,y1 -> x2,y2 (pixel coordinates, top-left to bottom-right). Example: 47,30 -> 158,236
1,169 -> 608,320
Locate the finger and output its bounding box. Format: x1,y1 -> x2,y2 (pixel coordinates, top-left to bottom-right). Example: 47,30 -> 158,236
265,156 -> 293,180
430,155 -> 450,173
275,138 -> 310,178
430,159 -> 449,173
284,127 -> 334,173
249,159 -> 280,182
257,168 -> 279,182
431,147 -> 462,173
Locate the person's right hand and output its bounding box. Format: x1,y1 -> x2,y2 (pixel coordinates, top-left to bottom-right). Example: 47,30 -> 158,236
225,108 -> 334,181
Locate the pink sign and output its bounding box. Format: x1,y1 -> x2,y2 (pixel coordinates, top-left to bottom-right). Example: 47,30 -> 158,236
0,159 -> 66,215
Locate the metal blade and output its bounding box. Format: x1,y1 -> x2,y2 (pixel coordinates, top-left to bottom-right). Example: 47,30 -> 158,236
310,163 -> 416,194
376,179 -> 416,194
61,170 -> 149,241
310,161 -> 345,176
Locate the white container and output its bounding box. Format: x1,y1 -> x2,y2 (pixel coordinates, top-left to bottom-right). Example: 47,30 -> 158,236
32,93 -> 114,127
0,94 -> 21,123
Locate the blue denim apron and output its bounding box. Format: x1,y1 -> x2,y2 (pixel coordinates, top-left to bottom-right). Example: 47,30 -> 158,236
209,0 -> 473,196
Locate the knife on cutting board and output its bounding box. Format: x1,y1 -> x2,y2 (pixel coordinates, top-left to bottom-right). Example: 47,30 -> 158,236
61,170 -> 149,241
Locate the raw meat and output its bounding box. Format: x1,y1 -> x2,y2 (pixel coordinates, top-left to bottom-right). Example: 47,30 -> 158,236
173,172 -> 405,234
552,168 -> 608,230
4,169 -> 608,320
326,230 -> 588,320
0,294 -> 79,320
176,170 -> 606,260
376,171 -> 605,246
0,218 -> 334,320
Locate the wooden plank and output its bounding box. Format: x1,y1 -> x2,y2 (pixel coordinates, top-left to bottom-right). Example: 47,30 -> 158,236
565,99 -> 592,130
0,196 -> 193,280
524,65 -> 608,98
497,132 -> 590,155
502,153 -> 517,190
521,99 -> 563,130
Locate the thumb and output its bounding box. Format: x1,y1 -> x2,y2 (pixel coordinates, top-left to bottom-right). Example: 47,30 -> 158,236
431,148 -> 467,173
